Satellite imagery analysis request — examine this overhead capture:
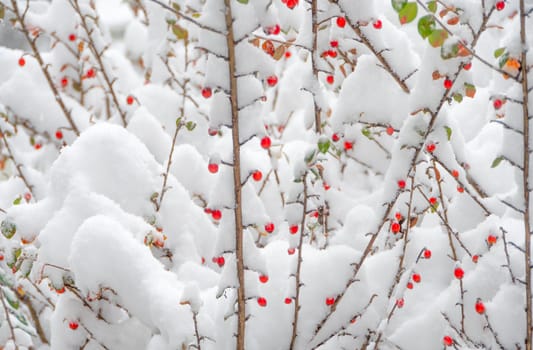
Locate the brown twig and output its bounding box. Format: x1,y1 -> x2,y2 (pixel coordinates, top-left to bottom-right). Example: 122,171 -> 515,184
518,0 -> 532,348
289,173 -> 308,350
222,2 -> 246,349
8,0 -> 80,136
69,0 -> 127,126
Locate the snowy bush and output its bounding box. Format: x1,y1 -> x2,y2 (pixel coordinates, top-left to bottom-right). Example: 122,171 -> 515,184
0,0 -> 532,349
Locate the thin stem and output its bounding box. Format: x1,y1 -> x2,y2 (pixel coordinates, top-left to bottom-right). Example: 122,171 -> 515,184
289,173 -> 308,350
223,2 -> 246,349
70,0 -> 127,126
519,0 -> 532,348
9,0 -> 80,135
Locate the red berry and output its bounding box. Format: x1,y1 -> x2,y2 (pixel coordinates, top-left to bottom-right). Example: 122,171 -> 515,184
386,126 -> 394,135
406,282 -> 413,289
265,222 -> 275,233
212,209 -> 222,221
463,62 -> 472,71
208,163 -> 219,174
217,256 -> 225,267
126,95 -> 134,105
285,297 -> 292,304
443,79 -> 453,89
201,257 -> 206,264
412,273 -> 421,283
487,234 -> 497,245
266,75 -> 278,87
24,192 -> 32,201
289,225 -> 299,234
204,208 -> 212,215
350,317 -> 357,324
391,222 -> 401,234
325,297 -> 335,306
326,75 -> 334,85
61,77 -> 68,88
69,321 -> 79,330
285,51 -> 292,59
330,40 -> 338,48
397,180 -> 406,189
68,34 -> 76,42
0,253 -> 3,261
202,87 -> 212,99
424,249 -> 432,259
475,300 -> 485,314
472,255 -> 479,263
86,68 -> 96,78
18,57 -> 25,67
429,197 -> 437,205
323,182 -> 330,191
260,136 -> 272,149
311,211 -> 319,218
495,1 -> 505,11
454,267 -> 464,279
288,248 -> 296,255
443,336 -> 453,346
259,275 -> 269,283
426,143 -> 436,153
457,186 -> 464,193
257,297 -> 267,307
267,24 -> 281,35
34,143 -> 42,150
286,0 -> 298,9
336,17 -> 346,28
396,298 -> 404,308
327,50 -> 337,58
252,170 -> 262,181
332,133 -> 340,142
208,128 -> 218,136
56,287 -> 65,294
373,19 -> 382,29
343,141 -> 353,151
54,130 -> 63,140
452,169 -> 459,178
395,212 -> 402,221
493,99 -> 503,110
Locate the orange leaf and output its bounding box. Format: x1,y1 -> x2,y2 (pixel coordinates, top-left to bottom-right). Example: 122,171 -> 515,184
447,16 -> 459,25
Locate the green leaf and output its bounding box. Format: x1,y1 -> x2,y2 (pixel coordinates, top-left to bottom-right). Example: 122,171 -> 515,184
5,295 -> 19,310
317,137 -> 331,154
185,121 -> 196,131
452,93 -> 463,103
418,15 -> 436,39
398,2 -> 418,25
493,47 -> 505,58
464,83 -> 476,98
444,126 -> 452,140
12,197 -> 21,205
361,128 -> 373,139
0,4 -> 5,20
172,24 -> 188,41
1,220 -> 16,239
491,156 -> 503,168
176,117 -> 182,127
498,52 -> 509,69
427,1 -> 437,13
236,0 -> 249,3
304,149 -> 317,165
391,0 -> 407,12
441,42 -> 459,60
172,2 -> 181,11
428,29 -> 448,48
